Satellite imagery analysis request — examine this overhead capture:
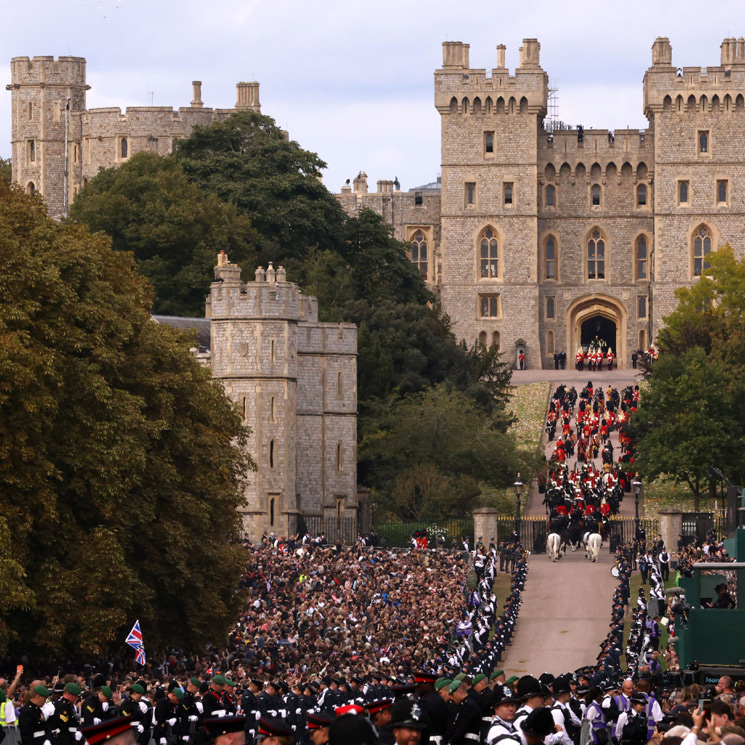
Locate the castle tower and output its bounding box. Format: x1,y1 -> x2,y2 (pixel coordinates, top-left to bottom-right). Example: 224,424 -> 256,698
435,40 -> 547,366
644,36 -> 745,338
208,252 -> 357,540
7,56 -> 88,218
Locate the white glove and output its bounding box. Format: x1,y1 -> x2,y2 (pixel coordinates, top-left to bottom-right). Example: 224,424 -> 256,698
295,708 -> 302,715
255,712 -> 261,721
43,740 -> 52,745
138,702 -> 148,714
188,716 -> 198,723
102,703 -> 109,712
42,702 -> 56,719
75,733 -> 83,742
167,719 -> 177,727
195,703 -> 203,715
93,719 -> 102,726
269,710 -> 276,717
182,737 -> 190,743
136,725 -> 144,734
160,739 -> 167,744
214,710 -> 226,719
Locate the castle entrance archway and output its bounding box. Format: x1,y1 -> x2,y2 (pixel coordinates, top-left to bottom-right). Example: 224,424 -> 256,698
581,315 -> 616,353
567,294 -> 626,368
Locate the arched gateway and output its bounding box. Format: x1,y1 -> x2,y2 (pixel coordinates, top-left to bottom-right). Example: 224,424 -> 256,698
567,295 -> 627,368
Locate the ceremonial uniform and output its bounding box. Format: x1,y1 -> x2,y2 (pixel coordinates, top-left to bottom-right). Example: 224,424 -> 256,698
18,702 -> 48,745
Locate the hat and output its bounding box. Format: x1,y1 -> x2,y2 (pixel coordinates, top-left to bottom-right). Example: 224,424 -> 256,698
505,676 -> 519,686
335,705 -> 364,717
171,689 -> 184,701
129,684 -> 145,695
189,677 -> 201,687
414,672 -> 437,685
448,680 -> 463,695
388,699 -> 428,730
435,679 -> 452,693
366,699 -> 393,716
307,712 -> 335,729
630,694 -> 646,705
80,717 -> 136,745
224,678 -> 237,688
211,675 -> 227,686
473,674 -> 487,686
257,717 -> 291,738
454,673 -> 466,682
391,683 -> 416,696
491,670 -> 505,680
65,683 -> 83,697
33,685 -> 50,698
516,676 -> 543,701
100,687 -> 113,700
328,714 -> 378,745
552,676 -> 572,696
203,717 -> 247,742
520,707 -> 556,738
492,688 -> 520,707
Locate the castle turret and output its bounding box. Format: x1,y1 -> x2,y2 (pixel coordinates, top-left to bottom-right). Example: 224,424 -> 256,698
7,56 -> 89,218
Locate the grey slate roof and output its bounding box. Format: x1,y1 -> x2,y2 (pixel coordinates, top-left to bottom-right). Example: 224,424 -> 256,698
152,315 -> 211,352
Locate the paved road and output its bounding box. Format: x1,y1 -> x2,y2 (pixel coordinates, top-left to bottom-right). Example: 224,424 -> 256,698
500,545 -> 618,675
501,373 -> 638,675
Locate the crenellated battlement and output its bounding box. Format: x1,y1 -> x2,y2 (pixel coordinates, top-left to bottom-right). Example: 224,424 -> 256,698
540,127 -> 652,171
644,36 -> 745,116
435,39 -> 548,115
8,55 -> 88,88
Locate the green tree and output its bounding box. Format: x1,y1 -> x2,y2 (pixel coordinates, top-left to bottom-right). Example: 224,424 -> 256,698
631,247 -> 745,505
359,385 -> 532,521
175,110 -> 345,264
0,182 -> 253,658
69,152 -> 259,317
0,158 -> 11,186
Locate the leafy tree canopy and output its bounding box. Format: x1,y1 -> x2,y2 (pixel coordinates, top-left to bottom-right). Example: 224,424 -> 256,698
0,183 -> 253,659
69,153 -> 259,316
0,158 -> 11,186
631,246 -> 745,504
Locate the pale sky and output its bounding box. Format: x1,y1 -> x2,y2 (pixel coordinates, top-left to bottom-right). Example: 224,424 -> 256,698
2,0 -> 743,192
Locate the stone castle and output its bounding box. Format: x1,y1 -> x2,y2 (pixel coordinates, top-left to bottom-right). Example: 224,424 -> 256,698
6,55 -> 260,218
338,37 -> 745,368
156,254 -> 358,539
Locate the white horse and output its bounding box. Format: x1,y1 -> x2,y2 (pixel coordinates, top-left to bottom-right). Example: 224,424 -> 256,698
547,532 -> 563,562
586,532 -> 602,562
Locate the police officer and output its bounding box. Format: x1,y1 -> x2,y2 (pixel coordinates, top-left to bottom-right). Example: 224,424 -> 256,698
614,695 -> 647,745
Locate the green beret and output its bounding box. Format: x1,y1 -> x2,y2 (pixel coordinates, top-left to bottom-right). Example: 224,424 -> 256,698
473,674 -> 487,685
33,685 -> 50,698
491,670 -> 505,679
224,678 -> 237,687
65,683 -> 82,696
189,677 -> 201,687
172,688 -> 184,700
505,676 -> 519,686
454,673 -> 466,682
448,680 -> 463,695
129,683 -> 145,695
100,686 -> 113,700
212,675 -> 227,686
435,679 -> 452,692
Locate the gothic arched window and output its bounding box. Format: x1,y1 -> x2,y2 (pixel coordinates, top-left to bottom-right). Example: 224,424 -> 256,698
693,226 -> 712,276
479,227 -> 499,278
544,235 -> 557,280
588,229 -> 606,280
636,236 -> 648,281
411,230 -> 428,278
120,137 -> 128,159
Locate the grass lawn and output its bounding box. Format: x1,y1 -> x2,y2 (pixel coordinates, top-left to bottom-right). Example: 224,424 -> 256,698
508,382 -> 551,450
622,568 -> 679,670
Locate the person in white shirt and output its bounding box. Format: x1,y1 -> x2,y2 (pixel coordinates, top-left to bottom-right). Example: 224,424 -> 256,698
486,688 -> 520,745
614,694 -> 648,744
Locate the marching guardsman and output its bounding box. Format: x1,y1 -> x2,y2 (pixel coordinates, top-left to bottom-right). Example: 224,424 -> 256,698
81,686 -> 114,727
50,683 -> 84,745
19,684 -> 51,745
201,677 -> 226,719
177,679 -> 201,741
80,717 -> 138,745
305,712 -> 334,745
153,688 -> 181,745
119,684 -> 149,745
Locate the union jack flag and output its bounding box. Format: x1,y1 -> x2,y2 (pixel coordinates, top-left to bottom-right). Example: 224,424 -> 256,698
125,620 -> 143,649
134,646 -> 147,666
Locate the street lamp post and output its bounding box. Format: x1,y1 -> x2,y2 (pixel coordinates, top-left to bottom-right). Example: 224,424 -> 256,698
514,477 -> 524,539
632,480 -> 642,522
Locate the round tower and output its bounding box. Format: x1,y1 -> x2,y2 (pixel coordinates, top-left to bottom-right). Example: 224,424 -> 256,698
7,56 -> 88,217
